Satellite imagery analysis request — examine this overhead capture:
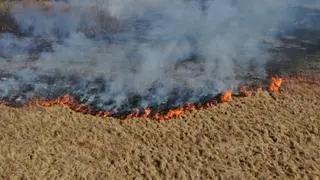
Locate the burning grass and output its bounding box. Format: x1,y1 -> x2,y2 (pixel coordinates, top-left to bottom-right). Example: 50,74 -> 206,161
1,73 -> 319,179
14,76 -> 285,121
17,74 -> 320,121
0,1 -> 319,121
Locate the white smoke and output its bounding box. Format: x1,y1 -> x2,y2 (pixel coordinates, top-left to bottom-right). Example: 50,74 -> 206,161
0,0 -> 303,110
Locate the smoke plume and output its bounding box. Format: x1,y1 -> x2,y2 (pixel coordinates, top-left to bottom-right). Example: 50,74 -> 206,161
0,0 -> 302,112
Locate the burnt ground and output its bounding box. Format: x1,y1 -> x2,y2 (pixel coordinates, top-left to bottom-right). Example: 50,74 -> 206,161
0,2 -> 320,179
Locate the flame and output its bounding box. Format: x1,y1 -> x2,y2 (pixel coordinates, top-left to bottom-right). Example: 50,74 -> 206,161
18,76 -> 287,121
239,87 -> 252,97
268,77 -> 282,92
143,108 -> 152,118
125,109 -> 140,119
164,107 -> 185,119
96,111 -> 113,117
25,95 -> 112,117
220,90 -> 233,103
154,112 -> 164,121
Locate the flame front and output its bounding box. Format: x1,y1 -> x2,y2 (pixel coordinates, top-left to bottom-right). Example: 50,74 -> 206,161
20,77 -> 285,121
25,95 -> 112,117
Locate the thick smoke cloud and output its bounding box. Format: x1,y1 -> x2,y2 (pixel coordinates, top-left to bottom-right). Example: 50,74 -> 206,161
0,0 -> 301,111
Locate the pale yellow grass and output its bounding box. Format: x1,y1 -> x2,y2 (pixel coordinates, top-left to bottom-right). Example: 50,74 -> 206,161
0,80 -> 319,179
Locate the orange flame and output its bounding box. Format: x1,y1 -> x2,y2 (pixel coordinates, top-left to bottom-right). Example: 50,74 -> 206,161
125,109 -> 140,119
25,95 -> 112,117
164,107 -> 185,119
153,112 -> 160,121
220,90 -> 233,103
19,76 -> 287,121
143,108 -> 152,118
268,77 -> 283,92
96,111 -> 112,117
239,87 -> 252,97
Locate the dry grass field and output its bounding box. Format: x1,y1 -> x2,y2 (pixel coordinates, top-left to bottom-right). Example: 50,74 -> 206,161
0,78 -> 319,179
0,1 -> 320,179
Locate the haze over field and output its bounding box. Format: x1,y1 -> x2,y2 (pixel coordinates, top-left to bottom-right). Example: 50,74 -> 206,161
0,0 -> 304,112
0,1 -> 320,179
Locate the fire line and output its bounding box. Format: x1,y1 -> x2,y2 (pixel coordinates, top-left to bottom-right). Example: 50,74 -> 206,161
15,76 -> 284,121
